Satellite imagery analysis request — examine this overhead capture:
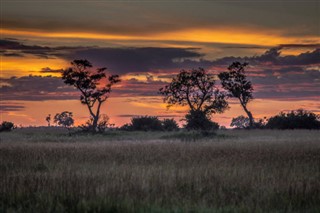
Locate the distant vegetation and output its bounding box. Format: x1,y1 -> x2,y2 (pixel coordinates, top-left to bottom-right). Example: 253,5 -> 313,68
266,109 -> 320,129
120,116 -> 179,131
0,121 -> 15,132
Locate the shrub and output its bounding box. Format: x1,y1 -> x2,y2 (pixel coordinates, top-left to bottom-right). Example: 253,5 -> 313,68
130,116 -> 163,131
54,111 -> 74,130
79,114 -> 112,133
162,119 -> 179,131
230,115 -> 250,129
266,109 -> 320,129
184,110 -> 219,131
0,121 -> 15,132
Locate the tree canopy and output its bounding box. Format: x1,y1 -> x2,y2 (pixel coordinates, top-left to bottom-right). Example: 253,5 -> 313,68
218,62 -> 254,127
62,59 -> 120,132
159,68 -> 228,115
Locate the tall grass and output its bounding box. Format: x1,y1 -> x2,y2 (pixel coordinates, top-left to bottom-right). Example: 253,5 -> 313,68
0,129 -> 319,212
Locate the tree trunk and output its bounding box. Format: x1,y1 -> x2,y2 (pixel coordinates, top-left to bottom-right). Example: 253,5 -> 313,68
92,116 -> 99,132
241,102 -> 254,128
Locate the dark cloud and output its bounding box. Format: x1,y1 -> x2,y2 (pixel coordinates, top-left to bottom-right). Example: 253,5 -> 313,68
0,75 -> 77,101
279,44 -> 320,48
0,39 -> 84,58
67,47 -> 203,74
210,48 -> 320,66
0,104 -> 25,112
39,67 -> 63,73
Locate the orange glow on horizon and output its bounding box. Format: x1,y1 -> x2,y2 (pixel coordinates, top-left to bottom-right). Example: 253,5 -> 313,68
1,57 -> 68,77
2,27 -> 319,46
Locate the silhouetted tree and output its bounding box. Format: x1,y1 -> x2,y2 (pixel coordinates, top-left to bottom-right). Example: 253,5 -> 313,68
159,68 -> 228,130
266,109 -> 320,129
162,118 -> 179,131
45,114 -> 51,127
218,62 -> 254,128
62,59 -> 120,132
184,110 -> 219,131
230,115 -> 250,129
54,111 -> 74,130
0,121 -> 15,132
130,116 -> 163,131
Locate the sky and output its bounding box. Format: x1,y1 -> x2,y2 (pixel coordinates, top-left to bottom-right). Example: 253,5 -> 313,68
1,0 -> 319,127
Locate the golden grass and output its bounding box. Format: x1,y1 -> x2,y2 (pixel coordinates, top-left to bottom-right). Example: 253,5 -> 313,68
0,129 -> 319,212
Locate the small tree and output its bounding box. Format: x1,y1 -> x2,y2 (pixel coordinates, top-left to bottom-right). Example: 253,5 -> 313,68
159,68 -> 228,130
0,121 -> 15,132
62,59 -> 120,132
218,62 -> 254,128
162,118 -> 179,131
54,111 -> 74,131
45,114 -> 51,127
230,115 -> 250,129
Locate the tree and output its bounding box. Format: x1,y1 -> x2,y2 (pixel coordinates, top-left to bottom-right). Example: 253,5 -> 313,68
45,114 -> 51,127
159,68 -> 228,130
54,111 -> 74,130
130,116 -> 163,131
230,115 -> 250,129
266,109 -> 320,129
162,118 -> 179,131
184,110 -> 219,131
218,62 -> 254,128
62,59 -> 120,132
0,121 -> 15,132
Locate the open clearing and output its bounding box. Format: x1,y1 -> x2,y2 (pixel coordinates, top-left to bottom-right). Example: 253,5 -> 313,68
0,129 -> 319,212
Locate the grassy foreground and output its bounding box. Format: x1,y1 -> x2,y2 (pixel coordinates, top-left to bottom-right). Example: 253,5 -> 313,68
0,129 -> 319,212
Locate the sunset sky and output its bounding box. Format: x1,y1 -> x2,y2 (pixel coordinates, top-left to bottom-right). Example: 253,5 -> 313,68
1,0 -> 319,127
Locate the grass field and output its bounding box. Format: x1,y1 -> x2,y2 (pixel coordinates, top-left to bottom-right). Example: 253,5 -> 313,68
0,128 -> 319,212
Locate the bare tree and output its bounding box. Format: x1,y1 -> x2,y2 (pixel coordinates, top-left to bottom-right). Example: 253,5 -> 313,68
218,62 -> 254,128
62,59 -> 120,132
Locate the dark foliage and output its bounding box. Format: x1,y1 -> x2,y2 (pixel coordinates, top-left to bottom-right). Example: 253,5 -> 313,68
130,116 -> 163,131
120,117 -> 179,131
159,68 -> 228,131
230,115 -> 250,129
266,109 -> 320,129
184,110 -> 219,131
162,118 -> 179,131
54,111 -> 74,129
80,114 -> 112,133
159,68 -> 228,116
218,62 -> 254,127
62,59 -> 120,132
0,121 -> 15,132
45,114 -> 51,127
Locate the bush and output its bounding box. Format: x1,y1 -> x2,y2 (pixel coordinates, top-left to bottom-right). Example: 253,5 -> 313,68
184,110 -> 219,131
130,116 -> 163,131
162,119 -> 179,131
54,111 -> 74,129
266,109 -> 320,129
0,121 -> 15,132
230,115 -> 250,129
